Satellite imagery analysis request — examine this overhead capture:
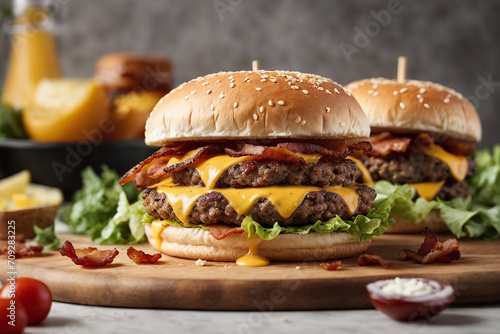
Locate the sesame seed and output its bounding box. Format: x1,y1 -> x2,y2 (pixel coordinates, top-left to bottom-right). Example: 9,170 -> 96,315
191,90 -> 196,95
256,87 -> 262,91
424,103 -> 430,109
317,87 -> 324,91
268,100 -> 274,106
244,77 -> 250,82
416,94 -> 422,99
372,91 -> 379,96
326,107 -> 331,113
230,82 -> 235,88
210,104 -> 215,111
393,91 -> 398,95
185,95 -> 189,100
399,88 -> 408,93
373,84 -> 378,89
202,82 -> 209,86
228,75 -> 233,79
399,102 -> 406,109
216,79 -> 221,83
295,266 -> 300,270
260,79 -> 267,82
340,121 -> 346,127
253,113 -> 258,120
230,78 -> 235,83
207,89 -> 212,94
302,90 -> 309,95
259,106 -> 264,113
419,88 -> 426,94
295,116 -> 301,124
301,120 -> 307,125
278,100 -> 285,105
444,98 -> 450,104
368,90 -> 374,94
219,93 -> 224,99
291,85 -> 299,90
419,97 -> 424,103
333,89 -> 339,94
233,102 -> 238,108
345,90 -> 351,96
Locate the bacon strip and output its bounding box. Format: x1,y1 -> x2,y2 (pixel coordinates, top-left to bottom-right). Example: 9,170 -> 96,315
226,145 -> 306,164
358,253 -> 391,268
320,260 -> 342,271
148,145 -> 224,179
277,142 -> 349,160
417,227 -> 439,256
398,228 -> 461,264
0,242 -> 43,258
370,135 -> 411,156
127,247 -> 162,264
347,141 -> 372,153
119,143 -> 193,185
207,225 -> 244,240
60,240 -> 119,266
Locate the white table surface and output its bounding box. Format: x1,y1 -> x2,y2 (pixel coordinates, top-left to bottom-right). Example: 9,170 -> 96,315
23,301 -> 500,334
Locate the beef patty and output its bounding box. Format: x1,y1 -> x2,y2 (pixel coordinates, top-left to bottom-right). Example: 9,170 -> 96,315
362,152 -> 477,199
171,159 -> 362,188
143,185 -> 376,227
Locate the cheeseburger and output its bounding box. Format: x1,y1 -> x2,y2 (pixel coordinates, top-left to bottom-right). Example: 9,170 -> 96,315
346,78 -> 482,233
120,70 -> 394,265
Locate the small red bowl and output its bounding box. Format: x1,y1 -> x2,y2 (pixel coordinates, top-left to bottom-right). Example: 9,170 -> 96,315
366,278 -> 455,321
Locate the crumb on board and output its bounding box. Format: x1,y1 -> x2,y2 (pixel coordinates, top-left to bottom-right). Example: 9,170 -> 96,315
196,259 -> 207,267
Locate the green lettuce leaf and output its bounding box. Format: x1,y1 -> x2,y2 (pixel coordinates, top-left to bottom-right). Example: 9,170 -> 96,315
60,165 -> 146,244
33,224 -> 60,250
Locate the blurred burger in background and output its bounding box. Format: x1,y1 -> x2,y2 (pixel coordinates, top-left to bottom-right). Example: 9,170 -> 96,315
95,53 -> 173,140
346,78 -> 482,233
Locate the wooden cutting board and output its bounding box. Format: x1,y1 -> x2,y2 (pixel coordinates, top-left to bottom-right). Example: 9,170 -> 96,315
1,233 -> 499,310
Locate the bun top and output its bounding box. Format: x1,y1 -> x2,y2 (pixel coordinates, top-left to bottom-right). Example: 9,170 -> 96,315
95,53 -> 173,92
346,78 -> 482,143
145,70 -> 370,146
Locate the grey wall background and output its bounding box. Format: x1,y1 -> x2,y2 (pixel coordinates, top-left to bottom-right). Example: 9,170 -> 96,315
2,0 -> 499,148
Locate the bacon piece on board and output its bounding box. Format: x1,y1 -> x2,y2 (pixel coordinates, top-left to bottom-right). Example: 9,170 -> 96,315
127,247 -> 162,264
60,240 -> 119,266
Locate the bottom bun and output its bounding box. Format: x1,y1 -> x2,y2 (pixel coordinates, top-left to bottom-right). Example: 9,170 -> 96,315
385,210 -> 449,234
145,222 -> 371,262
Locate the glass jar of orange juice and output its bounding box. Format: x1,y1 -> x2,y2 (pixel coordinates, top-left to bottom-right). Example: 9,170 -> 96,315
1,0 -> 62,110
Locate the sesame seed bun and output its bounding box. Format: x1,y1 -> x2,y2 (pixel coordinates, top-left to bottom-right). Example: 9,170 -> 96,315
95,53 -> 173,92
144,222 -> 371,261
345,78 -> 482,143
145,71 -> 370,146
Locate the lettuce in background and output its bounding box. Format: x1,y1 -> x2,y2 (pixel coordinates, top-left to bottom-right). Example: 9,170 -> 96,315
60,166 -> 147,244
374,145 -> 500,240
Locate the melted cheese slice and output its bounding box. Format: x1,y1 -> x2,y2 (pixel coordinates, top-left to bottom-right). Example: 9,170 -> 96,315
236,236 -> 269,267
424,145 -> 468,182
408,181 -> 445,201
295,152 -> 322,163
346,156 -> 375,187
154,181 -> 359,224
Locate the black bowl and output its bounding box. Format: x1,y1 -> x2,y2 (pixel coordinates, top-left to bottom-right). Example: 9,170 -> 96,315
0,139 -> 157,198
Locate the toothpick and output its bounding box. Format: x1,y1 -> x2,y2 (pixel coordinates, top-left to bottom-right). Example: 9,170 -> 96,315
252,60 -> 260,71
397,56 -> 407,83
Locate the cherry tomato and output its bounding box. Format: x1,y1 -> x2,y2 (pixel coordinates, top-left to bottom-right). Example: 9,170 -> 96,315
0,297 -> 28,334
0,278 -> 52,325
